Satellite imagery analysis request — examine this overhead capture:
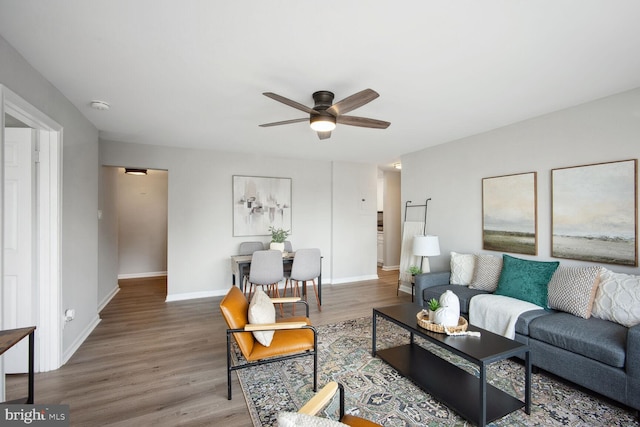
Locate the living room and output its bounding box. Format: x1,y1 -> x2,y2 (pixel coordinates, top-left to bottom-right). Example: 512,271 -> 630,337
1,2 -> 640,425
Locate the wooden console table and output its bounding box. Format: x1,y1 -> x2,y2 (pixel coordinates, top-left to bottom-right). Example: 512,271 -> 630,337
1,326 -> 36,404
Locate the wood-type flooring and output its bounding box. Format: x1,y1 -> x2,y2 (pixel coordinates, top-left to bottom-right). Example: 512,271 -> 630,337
5,268 -> 408,426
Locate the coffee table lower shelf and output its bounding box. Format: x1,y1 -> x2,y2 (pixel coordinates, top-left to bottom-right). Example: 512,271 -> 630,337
376,343 -> 524,425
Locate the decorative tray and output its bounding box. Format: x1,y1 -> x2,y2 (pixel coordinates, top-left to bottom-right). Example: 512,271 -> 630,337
416,311 -> 468,334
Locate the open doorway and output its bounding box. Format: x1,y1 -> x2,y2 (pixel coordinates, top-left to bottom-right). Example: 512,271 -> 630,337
99,166 -> 168,305
116,168 -> 168,282
1,85 -> 62,394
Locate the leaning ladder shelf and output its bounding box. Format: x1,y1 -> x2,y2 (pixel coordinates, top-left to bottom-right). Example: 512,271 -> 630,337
398,198 -> 431,301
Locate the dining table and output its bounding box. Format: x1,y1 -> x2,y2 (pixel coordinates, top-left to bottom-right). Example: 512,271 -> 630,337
230,251 -> 322,305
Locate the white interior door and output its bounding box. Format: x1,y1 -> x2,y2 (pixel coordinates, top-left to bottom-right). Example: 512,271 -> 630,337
3,127 -> 35,373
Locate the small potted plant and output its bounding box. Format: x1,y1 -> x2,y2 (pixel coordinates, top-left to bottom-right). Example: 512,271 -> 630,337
427,298 -> 441,322
407,265 -> 422,275
407,265 -> 422,283
268,226 -> 290,251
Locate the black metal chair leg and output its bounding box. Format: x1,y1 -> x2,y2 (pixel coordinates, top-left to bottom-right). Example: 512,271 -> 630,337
226,331 -> 232,400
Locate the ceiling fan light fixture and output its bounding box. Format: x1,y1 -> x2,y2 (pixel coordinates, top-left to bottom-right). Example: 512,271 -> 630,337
309,114 -> 336,132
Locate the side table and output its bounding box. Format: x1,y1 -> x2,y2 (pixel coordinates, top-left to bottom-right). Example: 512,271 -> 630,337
0,326 -> 36,404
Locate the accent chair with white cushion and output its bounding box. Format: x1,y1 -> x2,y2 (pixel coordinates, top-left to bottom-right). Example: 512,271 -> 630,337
219,286 -> 317,400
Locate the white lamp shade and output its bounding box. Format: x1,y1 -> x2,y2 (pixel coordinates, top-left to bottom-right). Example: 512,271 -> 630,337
413,235 -> 440,257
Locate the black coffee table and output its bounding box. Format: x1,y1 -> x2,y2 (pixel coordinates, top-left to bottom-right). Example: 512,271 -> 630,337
372,303 -> 531,427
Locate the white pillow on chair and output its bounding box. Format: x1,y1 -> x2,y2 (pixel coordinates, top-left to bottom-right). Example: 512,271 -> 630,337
277,412 -> 349,427
248,289 -> 276,346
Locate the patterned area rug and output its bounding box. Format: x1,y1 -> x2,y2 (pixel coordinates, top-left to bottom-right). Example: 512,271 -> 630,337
234,316 -> 636,426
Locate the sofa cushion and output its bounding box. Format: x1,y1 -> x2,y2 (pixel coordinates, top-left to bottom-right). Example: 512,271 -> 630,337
529,312 -> 627,368
423,284 -> 489,314
547,265 -> 602,319
592,268 -> 640,328
514,309 -> 551,336
494,254 -> 559,308
450,252 -> 476,285
469,254 -> 502,291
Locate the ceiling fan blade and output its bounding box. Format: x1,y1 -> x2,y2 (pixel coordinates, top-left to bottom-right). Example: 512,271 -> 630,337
337,115 -> 390,129
327,89 -> 379,116
259,118 -> 308,127
317,131 -> 331,140
263,92 -> 316,114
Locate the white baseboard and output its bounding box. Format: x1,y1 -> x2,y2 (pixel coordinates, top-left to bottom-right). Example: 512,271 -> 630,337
118,271 -> 167,280
98,285 -> 120,313
166,290 -> 221,302
381,265 -> 400,271
398,283 -> 413,295
331,274 -> 379,285
63,315 -> 101,365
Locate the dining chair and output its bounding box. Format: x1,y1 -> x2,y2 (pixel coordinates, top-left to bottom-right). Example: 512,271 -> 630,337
247,249 -> 284,301
285,248 -> 322,312
238,241 -> 266,294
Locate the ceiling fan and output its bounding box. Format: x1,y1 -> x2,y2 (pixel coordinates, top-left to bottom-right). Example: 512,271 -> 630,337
259,89 -> 390,140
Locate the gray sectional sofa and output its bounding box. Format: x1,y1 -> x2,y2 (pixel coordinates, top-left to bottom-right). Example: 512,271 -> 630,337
415,269 -> 640,417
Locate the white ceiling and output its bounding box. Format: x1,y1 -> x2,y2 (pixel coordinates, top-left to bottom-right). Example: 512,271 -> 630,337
2,1 -> 640,169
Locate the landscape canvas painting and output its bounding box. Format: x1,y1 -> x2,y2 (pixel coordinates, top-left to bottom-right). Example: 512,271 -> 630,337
233,175 -> 291,237
552,159 -> 637,266
483,172 -> 537,255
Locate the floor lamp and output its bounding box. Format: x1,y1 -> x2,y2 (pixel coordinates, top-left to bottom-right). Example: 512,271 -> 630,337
413,235 -> 441,272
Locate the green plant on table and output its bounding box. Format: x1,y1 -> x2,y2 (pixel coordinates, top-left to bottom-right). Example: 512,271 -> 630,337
428,298 -> 441,311
407,265 -> 422,275
268,226 -> 290,243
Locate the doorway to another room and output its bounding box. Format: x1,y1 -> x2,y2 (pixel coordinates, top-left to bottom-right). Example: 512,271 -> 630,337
101,166 -> 168,304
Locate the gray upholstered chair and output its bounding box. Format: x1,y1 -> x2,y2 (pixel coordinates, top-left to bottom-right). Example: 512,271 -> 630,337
238,241 -> 264,255
285,248 -> 322,311
247,249 -> 284,300
284,240 -> 293,252
238,241 -> 266,294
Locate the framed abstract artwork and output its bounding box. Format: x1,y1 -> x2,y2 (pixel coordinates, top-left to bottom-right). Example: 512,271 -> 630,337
232,175 -> 292,237
552,159 -> 637,266
482,172 -> 537,255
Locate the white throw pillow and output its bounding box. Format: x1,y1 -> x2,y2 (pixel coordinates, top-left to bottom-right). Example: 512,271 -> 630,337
248,288 -> 276,346
591,269 -> 640,328
450,252 -> 476,285
277,412 -> 349,427
468,254 -> 502,292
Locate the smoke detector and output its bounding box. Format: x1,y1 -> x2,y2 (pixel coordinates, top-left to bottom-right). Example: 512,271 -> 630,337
90,100 -> 110,111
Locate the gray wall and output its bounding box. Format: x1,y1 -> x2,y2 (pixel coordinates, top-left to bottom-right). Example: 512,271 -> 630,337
401,87 -> 640,275
0,35 -> 100,354
100,141 -> 379,299
98,166 -> 119,310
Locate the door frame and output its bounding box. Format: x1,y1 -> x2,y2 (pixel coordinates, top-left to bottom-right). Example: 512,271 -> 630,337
1,84 -> 62,376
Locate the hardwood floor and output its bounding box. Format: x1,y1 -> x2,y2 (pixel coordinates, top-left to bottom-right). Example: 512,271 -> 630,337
6,269 -> 409,426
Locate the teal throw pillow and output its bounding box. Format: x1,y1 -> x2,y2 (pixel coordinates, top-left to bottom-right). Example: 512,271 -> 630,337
494,254 -> 559,308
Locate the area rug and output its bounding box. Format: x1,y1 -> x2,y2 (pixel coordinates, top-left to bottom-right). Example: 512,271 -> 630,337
234,316 -> 637,426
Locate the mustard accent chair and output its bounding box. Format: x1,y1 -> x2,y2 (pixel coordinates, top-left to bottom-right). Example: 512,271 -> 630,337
219,286 -> 317,399
298,381 -> 382,427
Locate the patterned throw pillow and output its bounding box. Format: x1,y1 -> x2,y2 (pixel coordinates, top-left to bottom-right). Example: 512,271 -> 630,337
450,252 -> 476,286
591,269 -> 640,327
248,289 -> 276,346
494,255 -> 559,308
547,266 -> 602,318
469,254 -> 503,291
